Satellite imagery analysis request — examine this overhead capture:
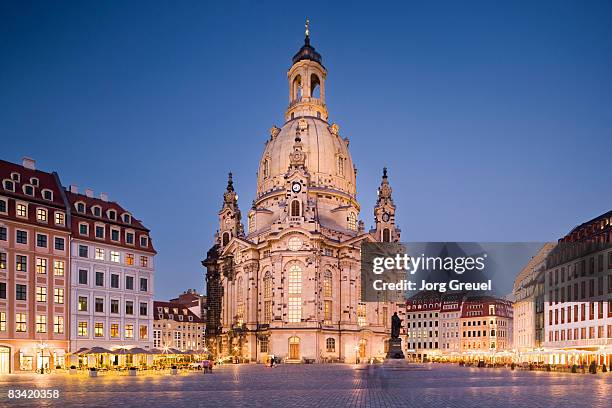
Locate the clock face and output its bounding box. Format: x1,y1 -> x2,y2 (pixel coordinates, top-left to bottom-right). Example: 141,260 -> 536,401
382,212 -> 390,222
292,182 -> 301,193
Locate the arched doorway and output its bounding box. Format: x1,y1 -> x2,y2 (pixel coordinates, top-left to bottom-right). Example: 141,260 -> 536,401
0,346 -> 9,373
359,339 -> 367,359
288,336 -> 300,360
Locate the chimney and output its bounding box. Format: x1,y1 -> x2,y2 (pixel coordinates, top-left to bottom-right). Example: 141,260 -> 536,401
22,157 -> 36,170
100,192 -> 109,202
85,188 -> 94,198
69,185 -> 78,194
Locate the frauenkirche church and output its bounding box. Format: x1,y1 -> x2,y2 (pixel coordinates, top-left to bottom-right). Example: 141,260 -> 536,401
203,23 -> 402,363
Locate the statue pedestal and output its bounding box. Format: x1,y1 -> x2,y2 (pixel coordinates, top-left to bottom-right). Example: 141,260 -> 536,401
386,338 -> 405,359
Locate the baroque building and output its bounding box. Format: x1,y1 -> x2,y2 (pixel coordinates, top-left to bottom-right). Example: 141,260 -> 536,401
203,26 -> 402,363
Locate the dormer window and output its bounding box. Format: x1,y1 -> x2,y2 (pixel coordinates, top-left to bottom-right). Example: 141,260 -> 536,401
10,172 -> 20,182
92,206 -> 102,217
42,189 -> 53,201
23,185 -> 34,196
122,213 -> 131,224
30,177 -> 39,187
108,210 -> 116,220
173,308 -> 178,314
139,235 -> 149,247
164,307 -> 169,313
76,202 -> 85,213
188,316 -> 193,322
3,180 -> 14,191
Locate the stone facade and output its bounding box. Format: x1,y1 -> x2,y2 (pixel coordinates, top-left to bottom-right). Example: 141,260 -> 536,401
203,29 -> 402,363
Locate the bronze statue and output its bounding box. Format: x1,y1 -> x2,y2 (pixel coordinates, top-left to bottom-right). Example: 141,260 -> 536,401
391,312 -> 402,339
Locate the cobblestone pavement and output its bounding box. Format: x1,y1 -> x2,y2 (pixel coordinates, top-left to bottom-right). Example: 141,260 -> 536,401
0,363 -> 610,408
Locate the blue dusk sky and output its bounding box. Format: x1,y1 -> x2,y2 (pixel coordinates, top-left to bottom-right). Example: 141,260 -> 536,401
1,1 -> 611,300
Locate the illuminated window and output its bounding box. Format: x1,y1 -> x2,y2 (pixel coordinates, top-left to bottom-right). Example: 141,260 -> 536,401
1,312 -> 7,331
78,296 -> 88,311
288,265 -> 302,295
110,251 -> 120,263
36,315 -> 46,333
264,300 -> 272,323
15,313 -> 26,332
126,253 -> 134,266
54,212 -> 65,226
16,203 -> 27,218
16,255 -> 27,271
54,316 -> 64,334
326,337 -> 335,352
53,260 -> 64,276
324,300 -> 332,324
54,288 -> 64,304
323,270 -> 332,297
263,271 -> 273,298
140,256 -> 148,267
36,286 -> 47,302
95,248 -> 105,260
78,321 -> 87,336
348,212 -> 357,231
110,324 -> 119,338
140,325 -> 148,340
125,324 -> 134,339
0,252 -> 5,270
288,236 -> 302,251
36,208 -> 47,222
288,297 -> 302,323
95,322 -> 104,337
357,303 -> 367,327
36,257 -> 47,274
236,277 -> 244,325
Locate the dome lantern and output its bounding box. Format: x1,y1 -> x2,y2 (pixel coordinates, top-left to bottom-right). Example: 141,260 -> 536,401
286,19 -> 328,121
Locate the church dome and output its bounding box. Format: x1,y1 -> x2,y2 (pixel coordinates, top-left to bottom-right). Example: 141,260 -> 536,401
256,117 -> 356,200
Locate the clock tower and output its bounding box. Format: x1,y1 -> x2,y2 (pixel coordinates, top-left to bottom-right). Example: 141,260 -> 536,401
372,167 -> 400,242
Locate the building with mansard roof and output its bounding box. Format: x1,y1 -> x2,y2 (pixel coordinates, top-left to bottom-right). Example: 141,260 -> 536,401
202,25 -> 403,363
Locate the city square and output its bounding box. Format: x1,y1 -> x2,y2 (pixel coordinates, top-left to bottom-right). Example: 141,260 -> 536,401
1,363 -> 610,407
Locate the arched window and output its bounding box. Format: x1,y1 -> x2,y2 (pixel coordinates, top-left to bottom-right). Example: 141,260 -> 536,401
382,228 -> 391,242
290,200 -> 301,217
288,264 -> 302,323
288,265 -> 301,295
236,276 -> 244,325
248,214 -> 255,233
292,75 -> 302,101
236,277 -> 243,302
310,74 -> 321,99
326,337 -> 335,352
348,212 -> 357,231
337,156 -> 344,177
263,271 -> 273,298
222,232 -> 230,246
323,270 -> 332,297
